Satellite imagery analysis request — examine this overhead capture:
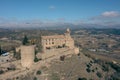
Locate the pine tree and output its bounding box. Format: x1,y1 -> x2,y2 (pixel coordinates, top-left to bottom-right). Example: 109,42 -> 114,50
22,35 -> 29,45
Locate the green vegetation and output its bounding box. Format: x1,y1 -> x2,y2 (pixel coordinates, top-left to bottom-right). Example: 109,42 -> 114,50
109,62 -> 120,72
86,68 -> 91,73
0,45 -> 2,55
102,64 -> 109,72
36,70 -> 42,75
34,56 -> 40,62
22,35 -> 29,45
0,70 -> 4,74
13,47 -> 21,60
78,77 -> 87,80
50,73 -> 60,80
34,49 -> 41,62
89,28 -> 120,35
96,72 -> 102,78
60,55 -> 65,61
7,64 -> 16,71
33,77 -> 37,80
36,36 -> 43,52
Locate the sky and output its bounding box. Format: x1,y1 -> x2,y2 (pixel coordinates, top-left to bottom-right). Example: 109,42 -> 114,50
0,0 -> 120,28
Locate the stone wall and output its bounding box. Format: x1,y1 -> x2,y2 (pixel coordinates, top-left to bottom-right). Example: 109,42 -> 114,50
20,45 -> 35,68
74,47 -> 79,54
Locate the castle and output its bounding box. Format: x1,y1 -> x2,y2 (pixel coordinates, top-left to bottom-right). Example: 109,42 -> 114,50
41,28 -> 74,51
19,28 -> 79,68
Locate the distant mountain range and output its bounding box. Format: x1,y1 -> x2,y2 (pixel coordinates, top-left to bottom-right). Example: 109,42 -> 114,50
0,23 -> 120,30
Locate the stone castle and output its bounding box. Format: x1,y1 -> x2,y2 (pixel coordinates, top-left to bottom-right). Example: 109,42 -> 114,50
19,28 -> 79,68
41,28 -> 74,51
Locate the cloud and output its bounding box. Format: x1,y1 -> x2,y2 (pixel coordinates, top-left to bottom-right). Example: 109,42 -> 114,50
0,15 -> 120,29
102,11 -> 119,17
49,5 -> 56,9
90,11 -> 120,21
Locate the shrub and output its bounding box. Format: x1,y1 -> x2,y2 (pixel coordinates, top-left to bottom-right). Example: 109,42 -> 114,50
14,51 -> 21,60
7,64 -> 16,71
60,55 -> 65,61
78,77 -> 87,80
90,60 -> 93,63
0,70 -> 4,74
0,45 -> 2,56
58,45 -> 62,48
96,67 -> 98,70
34,56 -> 40,62
51,73 -> 60,80
86,68 -> 91,73
109,62 -> 120,72
36,70 -> 41,75
92,69 -> 95,72
33,77 -> 37,80
86,64 -> 90,68
96,72 -> 102,78
102,64 -> 109,72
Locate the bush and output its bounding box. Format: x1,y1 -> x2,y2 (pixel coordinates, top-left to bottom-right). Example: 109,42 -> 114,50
33,77 -> 37,80
86,68 -> 91,73
58,45 -> 62,48
102,64 -> 109,72
109,62 -> 120,72
96,67 -> 98,70
90,60 -> 93,63
0,45 -> 2,56
14,52 -> 21,60
34,56 -> 40,62
51,73 -> 60,80
109,72 -> 120,80
92,69 -> 95,72
96,72 -> 102,78
0,70 -> 4,74
36,70 -> 41,75
78,77 -> 87,80
86,64 -> 90,68
60,55 -> 65,61
7,64 -> 16,71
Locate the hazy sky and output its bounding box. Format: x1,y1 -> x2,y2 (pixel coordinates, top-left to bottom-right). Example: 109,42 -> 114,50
0,0 -> 120,28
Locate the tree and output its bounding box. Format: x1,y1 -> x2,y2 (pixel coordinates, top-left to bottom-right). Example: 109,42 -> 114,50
22,35 -> 29,45
0,45 -> 2,56
34,56 -> 40,62
36,70 -> 41,75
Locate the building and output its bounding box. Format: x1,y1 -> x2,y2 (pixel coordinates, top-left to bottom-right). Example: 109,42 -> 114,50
41,28 -> 74,51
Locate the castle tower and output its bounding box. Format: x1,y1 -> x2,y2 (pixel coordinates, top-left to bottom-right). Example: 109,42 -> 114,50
66,28 -> 70,33
65,28 -> 71,37
64,28 -> 74,49
20,45 -> 35,68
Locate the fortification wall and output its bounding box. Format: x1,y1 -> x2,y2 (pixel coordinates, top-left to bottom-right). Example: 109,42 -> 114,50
20,45 -> 35,68
74,47 -> 79,54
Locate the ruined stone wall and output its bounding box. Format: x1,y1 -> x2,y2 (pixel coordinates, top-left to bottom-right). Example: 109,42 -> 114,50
20,45 -> 35,68
74,47 -> 79,54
